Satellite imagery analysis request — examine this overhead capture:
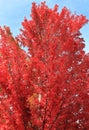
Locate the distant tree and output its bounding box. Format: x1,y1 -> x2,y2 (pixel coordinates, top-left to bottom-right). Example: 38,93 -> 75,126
0,2 -> 89,130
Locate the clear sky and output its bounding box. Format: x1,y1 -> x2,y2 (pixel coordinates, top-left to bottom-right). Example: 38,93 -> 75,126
0,0 -> 89,52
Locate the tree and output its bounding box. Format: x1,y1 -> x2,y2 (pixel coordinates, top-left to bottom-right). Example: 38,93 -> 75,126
0,2 -> 89,130
0,26 -> 32,129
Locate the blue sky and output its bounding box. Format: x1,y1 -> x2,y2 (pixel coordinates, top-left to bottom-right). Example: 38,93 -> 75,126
0,0 -> 89,52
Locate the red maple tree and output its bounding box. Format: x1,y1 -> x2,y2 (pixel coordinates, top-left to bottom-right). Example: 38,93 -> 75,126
0,2 -> 89,130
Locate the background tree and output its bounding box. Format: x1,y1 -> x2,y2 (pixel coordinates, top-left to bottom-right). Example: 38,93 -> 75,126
0,26 -> 31,129
0,2 -> 89,130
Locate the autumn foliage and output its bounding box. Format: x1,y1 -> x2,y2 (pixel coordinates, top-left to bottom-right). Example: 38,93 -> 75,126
0,2 -> 89,130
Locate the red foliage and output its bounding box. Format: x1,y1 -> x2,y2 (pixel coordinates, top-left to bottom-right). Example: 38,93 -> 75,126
0,2 -> 89,130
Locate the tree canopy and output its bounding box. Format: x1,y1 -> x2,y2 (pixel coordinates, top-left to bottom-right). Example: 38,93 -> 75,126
0,2 -> 89,130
